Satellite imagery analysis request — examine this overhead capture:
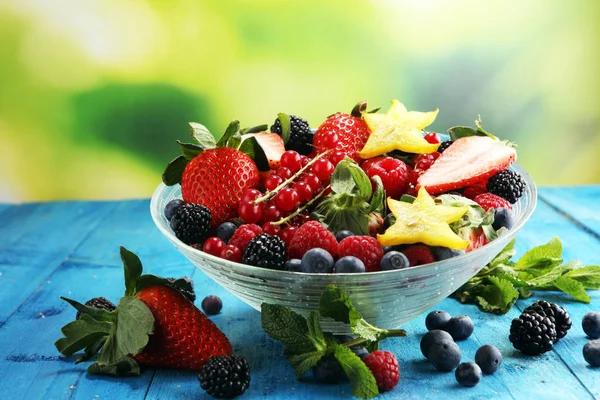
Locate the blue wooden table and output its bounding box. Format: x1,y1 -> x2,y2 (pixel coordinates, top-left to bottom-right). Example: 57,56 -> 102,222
0,186 -> 598,399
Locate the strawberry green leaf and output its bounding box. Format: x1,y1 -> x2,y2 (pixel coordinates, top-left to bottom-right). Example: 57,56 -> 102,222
554,276 -> 591,303
238,136 -> 270,171
261,303 -> 315,355
189,122 -> 216,149
55,314 -> 112,356
474,116 -> 499,141
365,176 -> 384,214
346,161 -> 372,199
88,356 -> 141,376
288,350 -> 326,379
448,126 -> 479,141
240,124 -> 269,134
334,345 -> 379,399
226,131 -> 242,150
60,297 -> 117,322
399,194 -> 416,203
120,246 -> 143,297
162,155 -> 188,186
564,265 -> 600,289
76,336 -> 106,364
216,120 -> 240,147
177,140 -> 204,160
136,274 -> 194,297
277,113 -> 291,144
331,160 -> 357,195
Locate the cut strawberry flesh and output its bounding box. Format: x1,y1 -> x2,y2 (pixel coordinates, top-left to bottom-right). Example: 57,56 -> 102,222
251,132 -> 286,169
417,136 -> 516,194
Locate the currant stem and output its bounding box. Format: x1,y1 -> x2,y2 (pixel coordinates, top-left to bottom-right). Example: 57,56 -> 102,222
271,185 -> 330,226
253,150 -> 331,204
341,329 -> 407,348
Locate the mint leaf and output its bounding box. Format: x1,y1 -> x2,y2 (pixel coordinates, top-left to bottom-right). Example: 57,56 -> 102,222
473,276 -> 519,315
334,345 -> 378,399
489,238 -> 517,267
318,285 -> 363,327
216,120 -> 240,147
120,246 -> 143,297
515,237 -> 563,271
162,155 -> 188,186
189,122 -> 216,149
351,319 -> 388,342
288,350 -> 325,379
55,314 -> 112,356
306,311 -> 326,351
277,113 -> 291,144
76,336 -> 106,364
554,276 -> 591,302
88,356 -> 140,377
261,303 -> 314,354
176,140 -> 204,160
526,267 -> 564,287
560,260 -> 585,271
564,265 -> 600,289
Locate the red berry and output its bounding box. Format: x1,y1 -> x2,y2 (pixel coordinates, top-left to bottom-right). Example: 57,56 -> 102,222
424,132 -> 440,144
408,169 -> 424,186
329,151 -> 347,167
264,175 -> 283,191
473,192 -> 512,211
414,153 -> 437,171
299,156 -> 310,167
280,150 -> 302,172
276,167 -> 292,179
288,221 -> 338,259
262,204 -> 282,222
262,222 -> 281,235
362,351 -> 400,392
463,183 -> 488,200
401,245 -> 435,266
301,173 -> 321,192
338,236 -> 384,272
277,226 -> 298,246
293,181 -> 313,202
203,237 -> 225,256
276,188 -> 299,211
362,156 -> 409,199
406,183 -> 418,196
241,188 -> 262,203
220,244 -> 242,263
228,224 -> 263,253
238,200 -> 263,224
312,158 -> 334,180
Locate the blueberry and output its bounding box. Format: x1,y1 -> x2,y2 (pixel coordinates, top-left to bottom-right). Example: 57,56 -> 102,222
201,295 -> 222,315
583,312 -> 600,339
216,222 -> 237,243
284,259 -> 302,272
584,340 -> 600,367
420,329 -> 454,358
335,230 -> 354,242
164,199 -> 184,221
428,340 -> 461,372
380,251 -> 410,271
475,344 -> 502,374
444,315 -> 474,341
455,362 -> 482,387
352,346 -> 369,359
382,246 -> 395,254
431,247 -> 465,261
312,355 -> 343,383
301,248 -> 334,273
492,208 -> 515,230
425,310 -> 451,331
334,256 -> 365,273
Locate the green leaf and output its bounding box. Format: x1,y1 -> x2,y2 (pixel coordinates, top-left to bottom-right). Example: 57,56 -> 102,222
176,140 -> 204,160
474,116 -> 499,141
313,194 -> 371,235
318,285 -> 363,327
489,238 -> 517,267
473,276 -> 519,315
226,131 -> 242,150
564,265 -> 600,289
240,124 -> 269,134
120,247 -> 143,297
277,113 -> 291,144
88,356 -> 141,376
288,350 -> 325,379
364,341 -> 378,353
55,314 -> 112,356
189,122 -> 216,149
351,319 -> 388,342
261,303 -> 314,355
238,135 -> 270,171
560,260 -> 585,271
216,120 -> 240,147
365,176 -> 385,214
399,194 -> 416,203
306,311 -> 326,351
161,155 -> 188,186
554,276 -> 591,302
346,161 -> 372,199
60,297 -> 116,322
526,267 -> 564,287
334,345 -> 379,399
448,126 -> 479,141
515,237 -> 563,271
76,336 -> 106,364
331,160 -> 357,194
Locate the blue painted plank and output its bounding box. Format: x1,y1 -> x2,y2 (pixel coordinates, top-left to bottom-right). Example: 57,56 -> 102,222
539,186 -> 600,238
0,203 -> 11,216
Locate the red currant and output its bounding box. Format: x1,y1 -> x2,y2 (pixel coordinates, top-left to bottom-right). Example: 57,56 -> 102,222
408,169 -> 424,186
202,237 -> 225,256
275,188 -> 299,211
301,173 -> 321,192
276,167 -> 292,179
238,200 -> 263,224
423,132 -> 440,144
277,226 -> 298,246
406,183 -> 418,196
299,156 -> 310,167
324,131 -> 338,148
261,204 -> 282,222
329,151 -> 347,167
292,181 -> 313,202
264,175 -> 283,191
241,188 -> 262,203
312,158 -> 334,180
262,222 -> 281,235
431,151 -> 441,161
220,244 -> 242,263
414,154 -> 435,171
280,150 -> 302,172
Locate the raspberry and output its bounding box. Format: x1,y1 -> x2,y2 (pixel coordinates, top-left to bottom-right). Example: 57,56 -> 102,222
473,193 -> 512,211
338,236 -> 384,272
362,156 -> 409,199
228,224 -> 263,253
401,245 -> 435,266
362,350 -> 400,392
288,221 -> 338,259
463,183 -> 487,200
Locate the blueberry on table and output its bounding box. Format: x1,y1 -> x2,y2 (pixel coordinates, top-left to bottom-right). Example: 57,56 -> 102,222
201,295 -> 223,315
164,199 -> 184,221
420,329 -> 454,358
216,222 -> 237,243
425,310 -> 451,331
445,315 -> 474,341
582,312 -> 600,339
301,248 -> 334,273
584,340 -> 600,367
428,340 -> 461,372
475,344 -> 502,374
334,256 -> 366,273
284,259 -> 302,272
312,355 -> 343,383
335,230 -> 355,242
455,362 -> 482,387
492,207 -> 515,230
431,246 -> 465,261
380,251 -> 410,270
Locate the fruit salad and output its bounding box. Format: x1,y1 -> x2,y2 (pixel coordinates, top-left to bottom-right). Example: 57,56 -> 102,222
161,100 -> 527,272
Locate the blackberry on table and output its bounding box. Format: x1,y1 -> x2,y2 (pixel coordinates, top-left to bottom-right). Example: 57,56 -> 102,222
523,300 -> 571,340
170,203 -> 212,245
438,140 -> 453,153
242,234 -> 286,270
487,169 -> 526,204
198,355 -> 250,398
509,311 -> 557,355
165,276 -> 196,302
76,297 -> 116,320
271,115 -> 313,155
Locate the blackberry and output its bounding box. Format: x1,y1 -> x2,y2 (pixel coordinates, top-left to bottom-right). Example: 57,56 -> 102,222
166,276 -> 196,302
76,297 -> 116,320
487,170 -> 526,204
509,311 -> 557,355
242,234 -> 286,270
271,115 -> 313,155
198,355 -> 250,398
523,300 -> 571,340
170,203 -> 211,245
438,140 -> 453,153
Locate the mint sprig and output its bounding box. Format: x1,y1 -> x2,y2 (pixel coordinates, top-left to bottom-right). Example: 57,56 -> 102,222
454,237 -> 600,313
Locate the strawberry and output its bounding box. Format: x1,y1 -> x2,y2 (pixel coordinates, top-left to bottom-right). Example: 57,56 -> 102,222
249,132 -> 286,170
181,147 -> 260,227
417,136 -> 516,195
313,101 -> 372,162
465,227 -> 488,253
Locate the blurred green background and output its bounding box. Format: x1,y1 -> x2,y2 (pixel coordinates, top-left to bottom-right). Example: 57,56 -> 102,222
1,0 -> 599,202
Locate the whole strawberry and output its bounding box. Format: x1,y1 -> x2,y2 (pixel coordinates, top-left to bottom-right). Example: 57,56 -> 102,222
313,101 -> 372,162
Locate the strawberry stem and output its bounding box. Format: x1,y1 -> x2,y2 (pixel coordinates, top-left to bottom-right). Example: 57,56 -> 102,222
271,185 -> 330,226
351,100 -> 368,118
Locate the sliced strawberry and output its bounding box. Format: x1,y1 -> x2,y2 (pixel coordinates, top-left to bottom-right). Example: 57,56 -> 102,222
417,136 -> 516,194
465,227 -> 488,253
251,132 -> 286,170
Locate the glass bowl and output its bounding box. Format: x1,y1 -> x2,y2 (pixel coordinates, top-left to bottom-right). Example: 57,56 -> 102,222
150,164 -> 536,332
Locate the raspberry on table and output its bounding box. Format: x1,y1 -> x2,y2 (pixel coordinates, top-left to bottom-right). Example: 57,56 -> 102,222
362,350 -> 400,392
288,221 -> 338,259
337,236 -> 384,273
228,224 -> 263,253
473,192 -> 512,211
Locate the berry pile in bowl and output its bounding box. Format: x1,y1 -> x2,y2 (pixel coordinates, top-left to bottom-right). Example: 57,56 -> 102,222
150,100 -> 537,331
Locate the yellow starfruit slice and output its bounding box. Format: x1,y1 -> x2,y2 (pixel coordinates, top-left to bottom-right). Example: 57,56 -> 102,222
358,100 -> 440,158
378,187 -> 470,250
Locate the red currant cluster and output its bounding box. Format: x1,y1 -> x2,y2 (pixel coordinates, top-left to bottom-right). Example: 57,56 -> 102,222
407,151 -> 441,196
